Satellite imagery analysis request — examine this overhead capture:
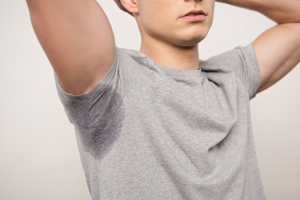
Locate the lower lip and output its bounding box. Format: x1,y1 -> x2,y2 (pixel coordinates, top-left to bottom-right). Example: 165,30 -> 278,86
180,14 -> 207,22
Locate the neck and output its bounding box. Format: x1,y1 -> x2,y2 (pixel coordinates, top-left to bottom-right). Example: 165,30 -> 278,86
139,36 -> 200,71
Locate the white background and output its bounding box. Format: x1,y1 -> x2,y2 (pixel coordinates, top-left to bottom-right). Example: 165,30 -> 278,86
1,0 -> 299,199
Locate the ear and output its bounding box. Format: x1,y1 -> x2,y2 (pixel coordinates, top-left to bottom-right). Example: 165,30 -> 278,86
120,0 -> 139,16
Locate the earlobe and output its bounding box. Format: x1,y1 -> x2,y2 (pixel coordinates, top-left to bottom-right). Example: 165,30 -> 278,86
120,0 -> 139,16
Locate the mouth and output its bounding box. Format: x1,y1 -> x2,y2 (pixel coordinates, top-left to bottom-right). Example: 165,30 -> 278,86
180,9 -> 207,18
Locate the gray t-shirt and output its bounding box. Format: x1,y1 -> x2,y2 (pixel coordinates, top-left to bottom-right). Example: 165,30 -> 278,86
54,43 -> 265,200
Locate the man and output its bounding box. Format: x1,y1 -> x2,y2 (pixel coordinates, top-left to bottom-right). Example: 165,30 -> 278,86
25,0 -> 300,199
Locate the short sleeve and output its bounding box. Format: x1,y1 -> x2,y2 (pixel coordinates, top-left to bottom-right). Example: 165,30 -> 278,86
53,45 -> 137,127
205,43 -> 262,100
234,43 -> 261,100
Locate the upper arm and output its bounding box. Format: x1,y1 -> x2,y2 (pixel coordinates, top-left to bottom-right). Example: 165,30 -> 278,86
252,23 -> 300,94
27,0 -> 116,95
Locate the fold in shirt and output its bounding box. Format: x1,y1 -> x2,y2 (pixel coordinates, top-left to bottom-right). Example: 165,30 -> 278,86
53,43 -> 264,200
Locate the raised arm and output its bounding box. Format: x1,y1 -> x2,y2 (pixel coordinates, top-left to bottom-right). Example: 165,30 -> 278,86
216,0 -> 300,95
26,0 -> 116,95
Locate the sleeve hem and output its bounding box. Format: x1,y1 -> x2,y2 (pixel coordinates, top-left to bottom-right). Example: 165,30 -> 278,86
243,43 -> 262,100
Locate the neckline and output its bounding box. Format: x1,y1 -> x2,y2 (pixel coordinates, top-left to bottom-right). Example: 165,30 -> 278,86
124,48 -> 202,78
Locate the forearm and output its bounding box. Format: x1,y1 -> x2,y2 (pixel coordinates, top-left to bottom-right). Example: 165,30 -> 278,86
216,0 -> 300,24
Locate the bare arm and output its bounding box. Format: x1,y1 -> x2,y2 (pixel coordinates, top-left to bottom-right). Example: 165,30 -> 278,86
216,0 -> 300,24
26,0 -> 115,95
253,23 -> 300,94
216,0 -> 300,95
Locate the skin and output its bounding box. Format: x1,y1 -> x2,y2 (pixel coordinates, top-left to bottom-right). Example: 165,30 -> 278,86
119,0 -> 300,95
215,0 -> 300,95
26,0 -> 300,96
120,0 -> 215,71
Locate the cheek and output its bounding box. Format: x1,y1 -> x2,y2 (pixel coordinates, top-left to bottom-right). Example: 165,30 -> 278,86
139,0 -> 177,34
141,12 -> 176,38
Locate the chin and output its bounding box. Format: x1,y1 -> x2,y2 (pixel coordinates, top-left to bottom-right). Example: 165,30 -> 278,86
172,37 -> 202,47
177,33 -> 207,46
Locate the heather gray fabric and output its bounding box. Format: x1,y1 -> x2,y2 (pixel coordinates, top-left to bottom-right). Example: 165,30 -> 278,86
53,43 -> 265,200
